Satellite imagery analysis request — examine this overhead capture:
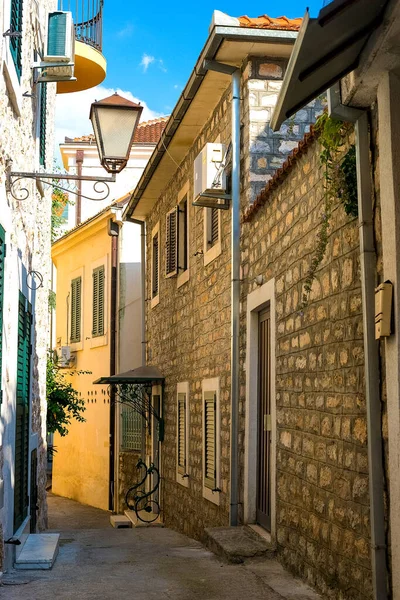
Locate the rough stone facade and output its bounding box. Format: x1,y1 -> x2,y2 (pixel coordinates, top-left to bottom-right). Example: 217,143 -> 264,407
241,130 -> 371,599
144,56 -> 323,542
0,0 -> 56,571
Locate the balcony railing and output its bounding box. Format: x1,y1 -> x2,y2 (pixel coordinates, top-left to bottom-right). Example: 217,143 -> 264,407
58,0 -> 103,51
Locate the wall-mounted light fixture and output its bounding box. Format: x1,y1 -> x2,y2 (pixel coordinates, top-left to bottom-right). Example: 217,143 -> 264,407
6,92 -> 143,201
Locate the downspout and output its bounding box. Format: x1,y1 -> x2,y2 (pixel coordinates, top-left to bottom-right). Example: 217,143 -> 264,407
75,150 -> 84,226
329,88 -> 388,598
108,219 -> 119,511
204,60 -> 240,526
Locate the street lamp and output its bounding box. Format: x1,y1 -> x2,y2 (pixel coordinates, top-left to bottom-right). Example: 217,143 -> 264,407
90,93 -> 143,174
6,92 -> 143,201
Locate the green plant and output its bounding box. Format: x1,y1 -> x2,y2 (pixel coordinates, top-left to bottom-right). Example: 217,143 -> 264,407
48,289 -> 56,311
300,113 -> 358,308
46,356 -> 88,437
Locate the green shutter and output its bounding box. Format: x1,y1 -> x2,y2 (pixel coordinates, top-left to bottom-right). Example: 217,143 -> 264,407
204,391 -> 216,490
70,277 -> 82,343
152,233 -> 159,297
10,0 -> 23,80
0,225 -> 5,405
14,293 -> 31,531
39,84 -> 47,168
177,393 -> 186,474
92,266 -> 104,337
166,208 -> 178,277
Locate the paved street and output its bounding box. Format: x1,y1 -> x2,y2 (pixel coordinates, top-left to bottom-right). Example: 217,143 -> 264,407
1,494 -> 320,600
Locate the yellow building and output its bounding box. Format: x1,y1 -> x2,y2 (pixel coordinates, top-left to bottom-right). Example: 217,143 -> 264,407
51,205 -> 120,510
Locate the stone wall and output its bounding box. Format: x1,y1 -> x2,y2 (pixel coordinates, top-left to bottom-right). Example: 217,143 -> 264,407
241,130 -> 372,599
0,0 -> 56,570
144,56 -> 323,542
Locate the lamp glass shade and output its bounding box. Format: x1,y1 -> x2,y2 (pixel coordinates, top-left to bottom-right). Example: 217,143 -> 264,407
90,93 -> 143,173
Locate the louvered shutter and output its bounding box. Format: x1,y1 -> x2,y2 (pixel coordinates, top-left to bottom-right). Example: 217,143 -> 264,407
10,0 -> 23,79
166,208 -> 178,277
152,233 -> 159,297
0,225 -> 5,405
39,84 -> 47,167
204,391 -> 216,490
210,208 -> 219,247
70,277 -> 82,342
178,199 -> 188,272
14,293 -> 31,530
92,266 -> 104,337
177,393 -> 186,474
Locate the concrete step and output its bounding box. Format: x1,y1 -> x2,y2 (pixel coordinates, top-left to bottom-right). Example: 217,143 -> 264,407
204,526 -> 276,564
124,509 -> 164,528
110,514 -> 132,529
14,533 -> 60,570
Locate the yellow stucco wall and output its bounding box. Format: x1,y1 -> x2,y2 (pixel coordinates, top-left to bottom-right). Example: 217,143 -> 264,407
51,211 -> 113,510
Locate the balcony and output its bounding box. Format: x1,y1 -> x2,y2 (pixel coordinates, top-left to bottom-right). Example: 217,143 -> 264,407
57,0 -> 107,94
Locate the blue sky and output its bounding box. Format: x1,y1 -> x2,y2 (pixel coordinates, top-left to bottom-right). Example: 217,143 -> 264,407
55,1 -> 324,147
102,1 -> 323,114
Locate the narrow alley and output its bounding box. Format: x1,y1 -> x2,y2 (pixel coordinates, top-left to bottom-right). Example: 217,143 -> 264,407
1,494 -> 320,600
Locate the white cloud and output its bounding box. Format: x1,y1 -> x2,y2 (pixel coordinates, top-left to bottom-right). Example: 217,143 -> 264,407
140,53 -> 155,72
116,22 -> 133,38
54,85 -> 162,160
158,59 -> 167,73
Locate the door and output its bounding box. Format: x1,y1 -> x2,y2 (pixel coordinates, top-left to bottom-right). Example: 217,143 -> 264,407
14,293 -> 31,532
256,307 -> 272,530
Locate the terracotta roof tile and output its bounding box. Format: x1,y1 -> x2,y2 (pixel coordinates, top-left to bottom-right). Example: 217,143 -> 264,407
65,116 -> 169,145
238,15 -> 302,31
243,125 -> 319,223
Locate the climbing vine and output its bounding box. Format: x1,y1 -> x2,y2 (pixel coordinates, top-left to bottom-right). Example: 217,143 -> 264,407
301,113 -> 358,308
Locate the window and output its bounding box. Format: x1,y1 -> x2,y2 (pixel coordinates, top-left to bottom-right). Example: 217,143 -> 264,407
165,208 -> 178,277
92,265 -> 104,337
70,276 -> 82,343
39,83 -> 47,167
0,225 -> 5,405
177,195 -> 189,288
203,208 -> 222,266
10,0 -> 23,80
121,405 -> 142,451
151,223 -> 160,308
202,378 -> 220,504
176,382 -> 189,486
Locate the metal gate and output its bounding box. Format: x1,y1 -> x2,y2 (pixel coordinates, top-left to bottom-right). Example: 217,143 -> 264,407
256,307 -> 272,530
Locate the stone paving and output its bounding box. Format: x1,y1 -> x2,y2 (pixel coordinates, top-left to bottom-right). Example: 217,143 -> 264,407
0,494 -> 321,600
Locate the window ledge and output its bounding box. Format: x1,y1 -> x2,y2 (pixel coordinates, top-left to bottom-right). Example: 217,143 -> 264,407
204,241 -> 222,266
91,333 -> 107,348
176,472 -> 189,488
177,269 -> 189,289
70,341 -> 83,352
203,486 -> 220,505
151,294 -> 160,309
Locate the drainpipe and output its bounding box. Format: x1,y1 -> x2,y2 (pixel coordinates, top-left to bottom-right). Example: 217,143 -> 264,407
108,219 -> 120,511
329,87 -> 388,599
204,60 -> 240,527
75,150 -> 84,226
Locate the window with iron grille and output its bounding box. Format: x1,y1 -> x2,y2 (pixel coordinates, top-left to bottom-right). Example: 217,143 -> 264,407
165,208 -> 178,277
70,277 -> 82,343
92,266 -> 104,337
121,405 -> 142,451
204,391 -> 216,490
0,225 -> 5,405
39,84 -> 47,167
10,0 -> 23,80
152,231 -> 159,298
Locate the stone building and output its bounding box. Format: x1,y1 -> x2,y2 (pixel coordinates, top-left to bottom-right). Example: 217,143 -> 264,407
0,0 -> 57,571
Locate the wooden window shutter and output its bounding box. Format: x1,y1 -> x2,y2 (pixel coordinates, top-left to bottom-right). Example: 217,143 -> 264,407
207,208 -> 219,248
204,391 -> 217,490
0,226 -> 5,404
10,0 -> 23,80
152,233 -> 159,297
70,277 -> 82,342
177,393 -> 186,474
39,84 -> 47,167
166,208 -> 178,277
92,266 -> 105,337
178,199 -> 188,272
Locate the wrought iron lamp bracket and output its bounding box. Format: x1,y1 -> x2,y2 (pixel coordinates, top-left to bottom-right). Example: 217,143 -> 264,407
5,159 -> 116,202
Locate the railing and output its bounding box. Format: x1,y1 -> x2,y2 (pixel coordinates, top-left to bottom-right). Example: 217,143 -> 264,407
58,0 -> 103,51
